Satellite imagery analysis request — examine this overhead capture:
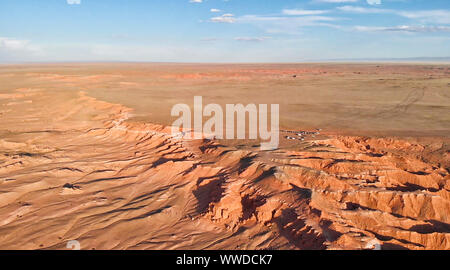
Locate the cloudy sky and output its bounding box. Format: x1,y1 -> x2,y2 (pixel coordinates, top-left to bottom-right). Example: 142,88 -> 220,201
0,0 -> 449,62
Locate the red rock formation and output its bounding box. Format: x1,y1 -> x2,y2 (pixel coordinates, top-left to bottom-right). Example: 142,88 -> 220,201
0,86 -> 448,250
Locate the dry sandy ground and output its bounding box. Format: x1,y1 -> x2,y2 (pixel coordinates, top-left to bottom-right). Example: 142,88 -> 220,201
0,63 -> 449,250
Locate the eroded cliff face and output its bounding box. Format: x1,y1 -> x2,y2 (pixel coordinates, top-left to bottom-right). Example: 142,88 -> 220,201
201,134 -> 450,250
0,86 -> 448,250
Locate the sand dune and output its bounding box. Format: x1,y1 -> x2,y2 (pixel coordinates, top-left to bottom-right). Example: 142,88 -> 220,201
0,64 -> 449,250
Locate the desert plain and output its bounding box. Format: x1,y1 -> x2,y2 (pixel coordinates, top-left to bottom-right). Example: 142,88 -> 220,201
0,63 -> 449,250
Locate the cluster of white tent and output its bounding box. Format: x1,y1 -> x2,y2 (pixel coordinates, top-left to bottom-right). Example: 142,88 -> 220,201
285,136 -> 304,141
282,129 -> 321,142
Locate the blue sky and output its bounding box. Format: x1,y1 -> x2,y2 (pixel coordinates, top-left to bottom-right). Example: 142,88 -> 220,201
0,0 -> 449,62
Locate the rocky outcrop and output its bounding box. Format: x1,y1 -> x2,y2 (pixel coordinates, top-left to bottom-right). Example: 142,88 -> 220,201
0,87 -> 448,250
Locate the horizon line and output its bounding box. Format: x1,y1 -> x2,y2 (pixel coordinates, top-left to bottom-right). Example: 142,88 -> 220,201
1,56 -> 450,65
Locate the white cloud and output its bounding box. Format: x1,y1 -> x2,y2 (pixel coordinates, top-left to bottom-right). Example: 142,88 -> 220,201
354,25 -> 450,33
234,37 -> 271,42
0,37 -> 41,53
200,37 -> 219,42
236,15 -> 340,35
282,9 -> 329,16
211,14 -> 236,23
398,10 -> 450,24
189,0 -> 203,3
210,9 -> 221,13
239,15 -> 338,24
0,38 -> 30,50
67,0 -> 81,5
209,5 -> 450,37
337,6 -> 450,24
0,37 -> 42,62
337,5 -> 390,13
367,0 -> 381,5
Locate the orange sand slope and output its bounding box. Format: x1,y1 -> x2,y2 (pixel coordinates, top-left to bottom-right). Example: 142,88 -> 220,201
0,64 -> 449,250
